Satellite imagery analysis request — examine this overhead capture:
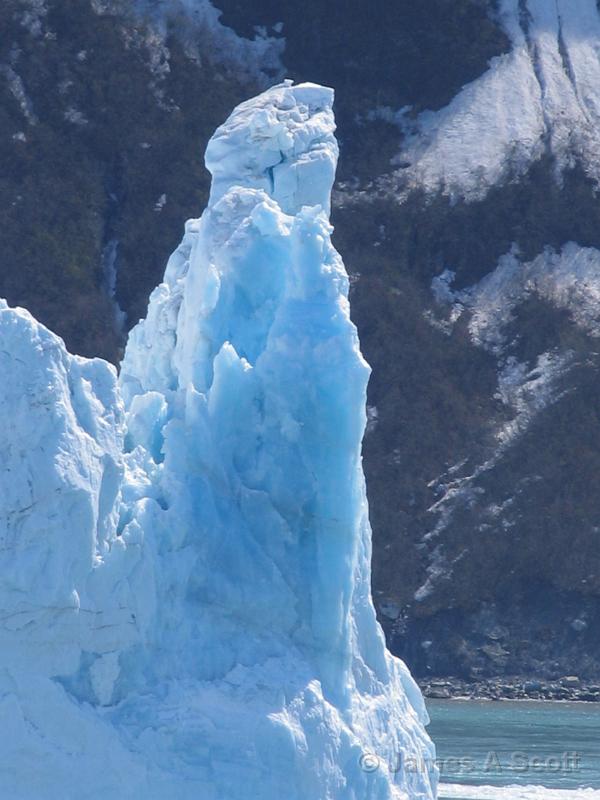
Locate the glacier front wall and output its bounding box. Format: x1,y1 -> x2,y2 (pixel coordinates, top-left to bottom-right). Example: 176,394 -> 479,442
0,82 -> 436,800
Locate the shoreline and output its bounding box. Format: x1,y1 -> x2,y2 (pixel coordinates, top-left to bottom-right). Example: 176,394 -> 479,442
419,676 -> 600,703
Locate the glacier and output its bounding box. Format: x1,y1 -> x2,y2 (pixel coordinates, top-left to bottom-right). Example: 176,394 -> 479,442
0,81 -> 436,799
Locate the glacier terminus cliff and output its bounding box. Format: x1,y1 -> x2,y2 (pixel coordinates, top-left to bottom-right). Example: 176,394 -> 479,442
0,81 -> 436,800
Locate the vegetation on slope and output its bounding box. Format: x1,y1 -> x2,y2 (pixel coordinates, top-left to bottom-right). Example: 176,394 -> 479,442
1,0 -> 251,360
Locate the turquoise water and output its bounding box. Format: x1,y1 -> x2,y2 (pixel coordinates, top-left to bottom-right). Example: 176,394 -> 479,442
427,699 -> 600,800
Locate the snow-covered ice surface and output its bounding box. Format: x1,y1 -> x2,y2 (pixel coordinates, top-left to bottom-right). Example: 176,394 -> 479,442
0,82 -> 436,800
375,0 -> 600,201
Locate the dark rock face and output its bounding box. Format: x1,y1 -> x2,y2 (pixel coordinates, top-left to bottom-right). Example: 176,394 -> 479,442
395,584 -> 600,680
4,0 -> 600,684
420,675 -> 600,702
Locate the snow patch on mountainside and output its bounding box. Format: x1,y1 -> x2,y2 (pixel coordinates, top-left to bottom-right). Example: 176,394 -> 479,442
431,243 -> 600,461
127,0 -> 284,84
432,241 -> 600,450
414,345 -> 571,601
89,0 -> 284,84
438,243 -> 600,348
494,350 -> 573,448
0,64 -> 38,126
379,0 -> 600,201
414,243 -> 600,599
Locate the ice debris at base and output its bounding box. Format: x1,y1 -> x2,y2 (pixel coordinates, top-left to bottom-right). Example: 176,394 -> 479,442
376,0 -> 600,201
0,82 -> 436,800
